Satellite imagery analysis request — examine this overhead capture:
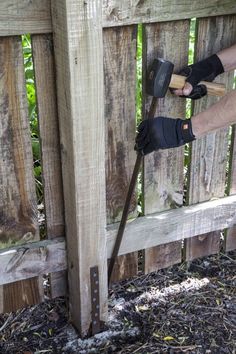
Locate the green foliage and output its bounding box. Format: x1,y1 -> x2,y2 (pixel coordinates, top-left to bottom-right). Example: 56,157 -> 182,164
136,24 -> 143,125
22,35 -> 43,203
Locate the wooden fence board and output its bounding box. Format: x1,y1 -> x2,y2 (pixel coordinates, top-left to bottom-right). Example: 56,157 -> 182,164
1,195 -> 236,287
0,238 -> 66,286
103,0 -> 236,28
32,34 -> 66,298
0,36 -> 43,312
51,0 -> 107,335
0,0 -> 52,36
103,26 -> 138,282
226,124 -> 236,251
107,195 -> 236,258
143,20 -> 190,273
186,15 -> 236,260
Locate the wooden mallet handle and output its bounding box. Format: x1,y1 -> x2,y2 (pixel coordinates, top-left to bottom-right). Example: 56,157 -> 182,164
170,74 -> 226,97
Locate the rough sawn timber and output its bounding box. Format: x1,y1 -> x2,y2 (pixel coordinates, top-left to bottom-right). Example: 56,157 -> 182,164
107,195 -> 236,258
0,36 -> 43,313
1,196 -> 236,288
0,0 -> 52,36
0,238 -> 66,286
32,34 -> 67,299
102,0 -> 236,27
103,25 -> 138,282
143,20 -> 189,273
51,0 -> 107,336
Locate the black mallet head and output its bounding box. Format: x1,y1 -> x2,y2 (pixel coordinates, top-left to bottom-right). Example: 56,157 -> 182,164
146,58 -> 174,98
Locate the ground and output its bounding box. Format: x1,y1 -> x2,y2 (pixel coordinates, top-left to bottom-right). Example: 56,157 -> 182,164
0,251 -> 235,354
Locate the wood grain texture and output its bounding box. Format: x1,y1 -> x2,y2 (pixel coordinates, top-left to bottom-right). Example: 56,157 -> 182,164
32,34 -> 66,298
143,21 -> 190,273
186,15 -> 236,261
107,195 -> 236,258
0,0 -> 52,36
0,36 -> 42,313
0,238 -> 66,286
103,26 -> 138,282
226,125 -> 236,251
102,0 -> 236,27
51,0 -> 107,336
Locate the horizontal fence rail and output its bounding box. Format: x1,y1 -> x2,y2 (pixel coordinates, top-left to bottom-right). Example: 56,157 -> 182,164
1,195 -> 236,287
0,0 -> 52,35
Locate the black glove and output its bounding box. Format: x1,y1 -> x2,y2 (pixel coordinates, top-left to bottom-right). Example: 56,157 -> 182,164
177,54 -> 224,99
135,117 -> 195,155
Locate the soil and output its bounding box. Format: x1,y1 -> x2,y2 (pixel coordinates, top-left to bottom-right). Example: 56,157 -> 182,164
0,251 -> 235,354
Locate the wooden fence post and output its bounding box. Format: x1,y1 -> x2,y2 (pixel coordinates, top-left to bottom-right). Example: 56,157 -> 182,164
51,0 -> 107,335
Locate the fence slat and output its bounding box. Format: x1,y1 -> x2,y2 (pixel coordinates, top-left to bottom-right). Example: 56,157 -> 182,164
226,125 -> 236,250
103,1 -> 236,28
0,36 -> 43,312
0,0 -> 52,36
51,0 -> 107,336
107,195 -> 236,257
103,26 -> 138,282
32,34 -> 67,298
186,15 -> 236,261
143,20 -> 190,273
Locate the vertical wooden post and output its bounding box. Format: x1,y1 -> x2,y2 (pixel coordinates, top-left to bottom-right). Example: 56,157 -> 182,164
143,21 -> 190,273
51,0 -> 107,335
186,15 -> 236,260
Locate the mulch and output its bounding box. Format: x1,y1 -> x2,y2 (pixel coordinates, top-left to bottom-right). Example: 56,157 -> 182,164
0,251 -> 235,354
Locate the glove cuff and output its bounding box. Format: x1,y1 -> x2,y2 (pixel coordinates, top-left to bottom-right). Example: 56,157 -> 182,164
176,119 -> 195,144
208,54 -> 224,76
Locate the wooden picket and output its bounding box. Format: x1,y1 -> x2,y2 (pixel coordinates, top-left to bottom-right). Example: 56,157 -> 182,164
143,20 -> 189,272
0,36 -> 43,312
31,34 -> 67,297
103,26 -> 139,282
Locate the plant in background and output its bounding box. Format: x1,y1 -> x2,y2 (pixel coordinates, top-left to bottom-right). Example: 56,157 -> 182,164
22,35 -> 43,204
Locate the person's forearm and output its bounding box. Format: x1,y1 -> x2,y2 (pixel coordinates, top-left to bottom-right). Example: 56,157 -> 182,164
217,44 -> 236,72
191,90 -> 236,138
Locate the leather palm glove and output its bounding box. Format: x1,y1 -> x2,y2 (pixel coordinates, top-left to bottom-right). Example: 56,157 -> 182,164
135,117 -> 195,155
176,54 -> 224,99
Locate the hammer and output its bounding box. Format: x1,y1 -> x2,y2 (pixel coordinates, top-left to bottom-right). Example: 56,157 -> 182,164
107,58 -> 226,285
147,58 -> 226,97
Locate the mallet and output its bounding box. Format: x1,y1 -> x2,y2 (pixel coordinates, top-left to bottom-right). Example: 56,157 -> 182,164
147,58 -> 226,97
108,58 -> 226,285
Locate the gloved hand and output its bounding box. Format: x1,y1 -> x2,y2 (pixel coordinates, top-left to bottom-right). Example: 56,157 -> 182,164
174,54 -> 224,99
135,117 -> 195,155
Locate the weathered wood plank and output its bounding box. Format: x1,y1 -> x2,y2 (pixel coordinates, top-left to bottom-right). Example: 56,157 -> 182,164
226,125 -> 236,251
143,20 -> 190,273
0,36 -> 43,313
0,0 -> 52,36
32,34 -> 67,298
186,15 -> 236,260
51,0 -> 107,336
0,238 -> 66,286
107,195 -> 236,258
2,278 -> 43,313
103,26 -> 138,282
1,195 -> 236,287
103,0 -> 236,27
